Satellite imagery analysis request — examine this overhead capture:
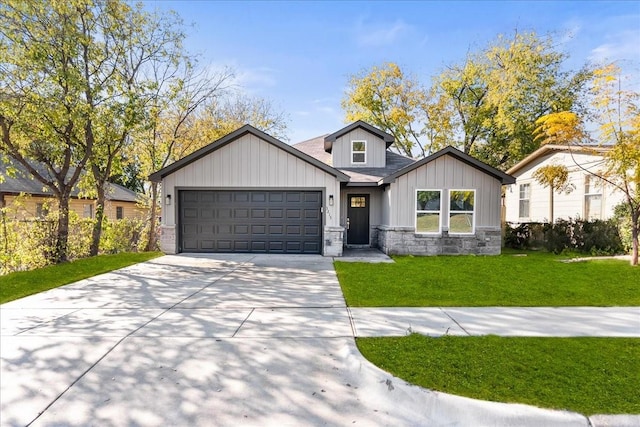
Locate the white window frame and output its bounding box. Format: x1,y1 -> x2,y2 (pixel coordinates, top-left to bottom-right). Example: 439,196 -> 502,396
448,189 -> 475,235
584,175 -> 603,220
351,140 -> 367,164
518,183 -> 531,219
415,189 -> 442,235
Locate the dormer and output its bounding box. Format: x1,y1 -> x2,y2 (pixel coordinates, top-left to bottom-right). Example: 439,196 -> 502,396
324,121 -> 394,168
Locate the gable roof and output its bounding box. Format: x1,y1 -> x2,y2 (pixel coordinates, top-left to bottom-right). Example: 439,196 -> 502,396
507,144 -> 611,176
0,159 -> 140,202
323,120 -> 394,153
380,146 -> 515,185
149,124 -> 350,183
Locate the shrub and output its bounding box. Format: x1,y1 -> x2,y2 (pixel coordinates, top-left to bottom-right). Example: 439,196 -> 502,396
505,218 -> 623,255
0,207 -> 152,274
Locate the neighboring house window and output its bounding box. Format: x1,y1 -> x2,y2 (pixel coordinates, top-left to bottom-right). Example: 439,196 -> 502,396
83,203 -> 94,219
519,183 -> 530,219
35,203 -> 48,219
351,140 -> 366,164
584,175 -> 602,220
116,206 -> 124,220
415,190 -> 441,233
449,190 -> 475,234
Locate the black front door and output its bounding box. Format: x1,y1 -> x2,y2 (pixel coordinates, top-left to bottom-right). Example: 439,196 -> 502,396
347,194 -> 370,245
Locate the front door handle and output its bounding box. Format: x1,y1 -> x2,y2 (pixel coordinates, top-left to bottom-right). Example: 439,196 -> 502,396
346,217 -> 350,230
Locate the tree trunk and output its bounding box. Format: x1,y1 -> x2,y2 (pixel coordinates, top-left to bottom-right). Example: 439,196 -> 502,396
89,185 -> 106,256
549,187 -> 554,224
145,181 -> 159,252
54,194 -> 71,264
630,208 -> 639,266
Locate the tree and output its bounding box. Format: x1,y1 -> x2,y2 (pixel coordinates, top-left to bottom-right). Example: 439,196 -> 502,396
85,6 -> 186,256
342,33 -> 591,165
433,31 -> 592,169
532,164 -> 570,223
342,62 -> 453,157
132,59 -> 234,252
534,64 -> 640,265
1,1 -> 112,262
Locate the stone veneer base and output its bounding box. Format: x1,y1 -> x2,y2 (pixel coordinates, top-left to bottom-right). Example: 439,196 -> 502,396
376,226 -> 502,256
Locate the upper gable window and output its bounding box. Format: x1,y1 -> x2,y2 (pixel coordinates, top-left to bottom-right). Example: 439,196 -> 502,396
351,140 -> 366,164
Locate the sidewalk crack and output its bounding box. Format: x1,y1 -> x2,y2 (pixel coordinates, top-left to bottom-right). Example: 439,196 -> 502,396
441,308 -> 471,336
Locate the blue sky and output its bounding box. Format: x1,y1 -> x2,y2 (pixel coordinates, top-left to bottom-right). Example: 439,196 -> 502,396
146,1 -> 640,143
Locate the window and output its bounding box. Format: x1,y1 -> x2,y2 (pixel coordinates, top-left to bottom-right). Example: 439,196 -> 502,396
584,175 -> 602,220
415,190 -> 441,233
116,206 -> 124,220
35,203 -> 48,219
83,203 -> 94,219
519,183 -> 530,218
350,196 -> 366,208
449,190 -> 475,234
351,140 -> 366,164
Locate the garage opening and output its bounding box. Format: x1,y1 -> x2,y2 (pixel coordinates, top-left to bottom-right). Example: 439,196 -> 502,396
179,190 -> 322,254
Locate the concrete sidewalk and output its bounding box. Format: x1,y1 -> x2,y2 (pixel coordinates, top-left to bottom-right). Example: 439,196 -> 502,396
1,254 -> 638,427
349,306 -> 640,337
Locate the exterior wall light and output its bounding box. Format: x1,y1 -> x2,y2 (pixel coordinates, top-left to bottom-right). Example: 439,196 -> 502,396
165,194 -> 172,205
329,194 -> 334,206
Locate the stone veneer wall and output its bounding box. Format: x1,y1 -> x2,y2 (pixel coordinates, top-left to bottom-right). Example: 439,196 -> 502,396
159,225 -> 177,254
323,226 -> 344,257
376,225 -> 502,255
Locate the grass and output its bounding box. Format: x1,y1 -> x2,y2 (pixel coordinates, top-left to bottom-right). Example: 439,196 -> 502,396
357,334 -> 640,415
335,250 -> 640,306
0,252 -> 163,304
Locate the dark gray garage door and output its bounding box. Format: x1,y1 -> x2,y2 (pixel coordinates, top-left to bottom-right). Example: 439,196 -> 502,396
179,190 -> 322,254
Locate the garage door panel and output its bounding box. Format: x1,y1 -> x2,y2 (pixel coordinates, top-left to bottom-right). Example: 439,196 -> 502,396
304,192 -> 321,203
286,209 -> 301,219
269,210 -> 283,219
217,240 -> 232,250
269,192 -> 284,202
234,225 -> 249,235
252,225 -> 266,234
200,240 -> 215,250
180,190 -> 322,254
269,225 -> 284,235
251,209 -> 266,218
218,209 -> 233,219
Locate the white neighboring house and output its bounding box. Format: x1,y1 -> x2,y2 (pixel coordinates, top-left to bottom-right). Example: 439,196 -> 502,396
504,144 -> 626,224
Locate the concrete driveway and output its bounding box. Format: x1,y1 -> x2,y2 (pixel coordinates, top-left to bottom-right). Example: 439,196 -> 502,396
0,255 -> 604,426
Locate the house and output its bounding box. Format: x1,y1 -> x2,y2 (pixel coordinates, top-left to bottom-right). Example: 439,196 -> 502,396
149,121 -> 514,256
0,160 -> 146,221
503,144 -> 625,224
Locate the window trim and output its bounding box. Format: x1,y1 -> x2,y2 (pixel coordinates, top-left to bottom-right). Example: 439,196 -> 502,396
518,183 -> 531,219
351,140 -> 367,164
448,189 -> 475,235
415,189 -> 442,235
116,206 -> 124,220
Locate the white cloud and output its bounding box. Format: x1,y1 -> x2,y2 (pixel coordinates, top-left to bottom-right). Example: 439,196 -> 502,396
204,60 -> 278,94
589,29 -> 640,64
354,18 -> 413,47
234,66 -> 278,91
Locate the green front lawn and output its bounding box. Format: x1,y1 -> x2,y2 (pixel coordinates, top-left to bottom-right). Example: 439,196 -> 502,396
335,251 -> 640,306
0,252 -> 163,304
357,335 -> 640,415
